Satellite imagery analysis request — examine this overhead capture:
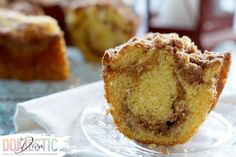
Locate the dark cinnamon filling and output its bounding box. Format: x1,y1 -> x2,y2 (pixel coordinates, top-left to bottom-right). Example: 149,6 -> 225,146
108,57 -> 158,81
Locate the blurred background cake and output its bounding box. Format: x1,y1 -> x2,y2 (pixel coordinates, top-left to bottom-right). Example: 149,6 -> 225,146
0,0 -> 7,7
6,0 -> 44,15
27,0 -> 73,44
66,0 -> 138,62
0,9 -> 69,81
1,0 -> 73,44
0,0 -> 139,61
102,33 -> 231,145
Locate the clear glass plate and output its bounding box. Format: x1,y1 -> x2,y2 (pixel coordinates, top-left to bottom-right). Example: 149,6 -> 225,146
80,97 -> 236,157
0,47 -> 101,101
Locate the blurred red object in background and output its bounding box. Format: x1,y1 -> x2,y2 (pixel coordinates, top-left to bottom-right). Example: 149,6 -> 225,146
147,0 -> 236,50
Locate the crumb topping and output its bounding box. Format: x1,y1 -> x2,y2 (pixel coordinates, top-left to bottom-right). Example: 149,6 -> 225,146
103,33 -> 226,85
104,33 -> 226,61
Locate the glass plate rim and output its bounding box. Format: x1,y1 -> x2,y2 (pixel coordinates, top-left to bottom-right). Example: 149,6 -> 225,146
80,97 -> 236,157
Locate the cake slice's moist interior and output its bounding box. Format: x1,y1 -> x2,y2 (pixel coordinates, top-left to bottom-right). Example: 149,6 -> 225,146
106,43 -> 222,141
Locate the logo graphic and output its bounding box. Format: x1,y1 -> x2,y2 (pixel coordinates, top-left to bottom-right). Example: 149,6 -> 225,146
0,134 -> 72,156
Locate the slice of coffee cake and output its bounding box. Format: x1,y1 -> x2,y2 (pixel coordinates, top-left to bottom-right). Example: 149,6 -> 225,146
102,33 -> 231,145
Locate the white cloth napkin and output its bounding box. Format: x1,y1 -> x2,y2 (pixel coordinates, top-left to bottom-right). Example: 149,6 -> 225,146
14,81 -> 106,156
14,80 -> 236,156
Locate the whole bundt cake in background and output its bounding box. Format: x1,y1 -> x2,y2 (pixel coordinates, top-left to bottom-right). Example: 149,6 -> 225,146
66,0 -> 138,62
102,33 -> 231,145
0,9 -> 69,81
